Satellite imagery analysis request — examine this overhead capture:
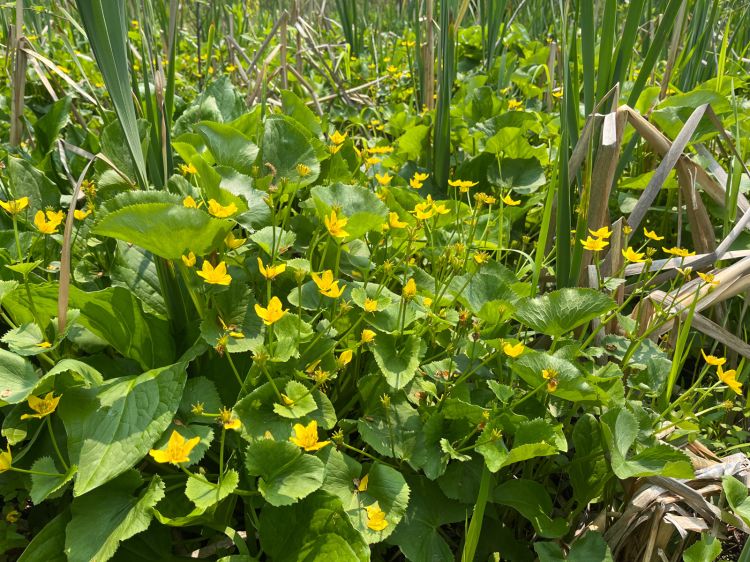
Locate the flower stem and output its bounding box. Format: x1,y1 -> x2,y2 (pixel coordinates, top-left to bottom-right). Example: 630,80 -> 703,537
46,416 -> 69,471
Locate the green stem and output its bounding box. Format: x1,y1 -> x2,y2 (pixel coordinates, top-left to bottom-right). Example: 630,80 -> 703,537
46,416 -> 69,471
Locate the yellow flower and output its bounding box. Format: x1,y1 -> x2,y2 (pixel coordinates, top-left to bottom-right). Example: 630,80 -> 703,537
225,231 -> 247,250
718,365 -> 742,396
365,156 -> 381,166
448,179 -> 478,193
388,212 -> 407,229
149,430 -> 200,464
432,202 -> 450,215
197,261 -> 232,285
701,349 -> 726,367
255,296 -> 287,325
324,210 -> 349,239
218,407 -> 241,430
402,278 -> 417,299
179,163 -> 198,175
375,173 -> 393,186
183,195 -> 200,208
697,272 -> 720,287
289,420 -> 330,452
508,99 -> 523,110
364,298 -> 379,312
623,225 -> 633,235
542,368 -> 558,392
361,329 -> 376,343
502,193 -> 521,206
74,208 -> 91,220
36,341 -> 52,349
409,177 -> 423,190
622,247 -> 645,263
413,172 -> 429,182
337,349 -> 353,367
0,197 -> 29,215
34,210 -> 63,235
413,201 -> 434,220
258,257 -> 286,280
475,193 -> 497,205
312,270 -> 344,298
662,246 -> 695,258
296,163 -> 311,177
329,144 -> 343,155
423,297 -> 433,308
330,130 -> 347,145
589,226 -> 612,239
0,447 -> 11,473
580,236 -> 608,251
503,341 -> 525,358
473,252 -> 490,264
357,473 -> 369,492
181,252 -> 196,267
208,199 -> 238,218
643,228 -> 664,241
20,392 -> 61,420
366,502 -> 388,531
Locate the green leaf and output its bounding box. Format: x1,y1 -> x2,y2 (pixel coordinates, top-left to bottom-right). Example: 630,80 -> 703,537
178,377 -> 222,424
59,362 -> 187,495
440,438 -> 472,462
321,449 -> 410,542
34,96 -> 72,156
185,469 -> 239,510
357,396 -> 423,463
250,226 -> 296,256
259,491 -> 369,562
600,408 -> 693,479
311,183 -> 388,239
195,121 -> 259,175
511,350 -> 598,402
273,381 -> 318,419
514,288 -> 615,337
493,479 -> 568,538
568,532 -> 614,562
723,475 -> 750,526
17,511 -> 70,562
245,439 -> 325,506
262,115 -> 320,187
7,157 -> 60,213
30,457 -> 77,505
683,534 -> 722,562
65,472 -> 165,562
0,348 -> 38,404
110,242 -> 166,317
396,124 -> 430,160
372,333 -> 423,389
94,202 -> 233,260
2,323 -> 57,357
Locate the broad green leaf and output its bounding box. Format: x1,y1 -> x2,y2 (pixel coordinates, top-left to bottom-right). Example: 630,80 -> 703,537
395,124 -> 430,160
321,449 -> 410,542
388,475 -> 466,562
262,115 -> 320,187
723,475 -> 750,526
372,333 -> 423,389
234,379 -> 336,441
65,472 -> 165,562
514,288 -> 615,337
250,226 -> 296,256
110,242 -> 166,317
94,202 -> 233,260
7,157 -> 60,213
259,491 -> 369,562
493,479 -> 568,538
440,438 -> 472,462
683,534 -> 722,562
195,121 -> 259,175
511,350 -> 598,402
568,531 -> 614,562
34,95 -> 72,156
600,408 -> 693,479
273,381 -> 318,419
475,419 -> 509,472
59,362 -> 186,495
185,469 -> 239,510
30,457 -> 77,505
178,377 -> 222,424
2,323 -> 57,357
17,511 -> 70,562
280,90 -> 322,136
246,439 -> 325,506
0,348 -> 38,404
311,183 -> 388,239
569,414 -> 610,506
358,396 -> 423,463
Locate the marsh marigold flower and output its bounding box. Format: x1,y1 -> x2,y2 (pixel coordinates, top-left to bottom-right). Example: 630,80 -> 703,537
34,210 -> 63,235
225,231 -> 246,250
312,270 -> 344,298
337,349 -> 353,368
330,130 -> 347,145
149,430 -> 200,464
701,349 -> 726,367
207,199 -> 237,218
361,329 -> 376,343
255,296 -> 286,325
502,193 -> 521,206
581,236 -> 608,252
0,197 -> 29,215
366,502 -> 388,531
0,447 -> 11,473
643,228 -> 664,241
375,173 -> 393,186
289,420 -> 330,452
258,257 -> 286,280
622,247 -> 645,263
363,298 -> 379,312
183,195 -> 200,208
662,246 -> 695,258
388,212 -> 407,229
508,99 -> 523,111
324,210 -> 349,238
698,272 -> 720,287
718,365 -> 742,396
74,208 -> 91,220
20,392 -> 61,420
218,407 -> 241,430
503,341 -> 525,358
589,226 -> 612,239
403,278 -> 417,298
197,261 -> 232,285
182,252 -> 196,267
